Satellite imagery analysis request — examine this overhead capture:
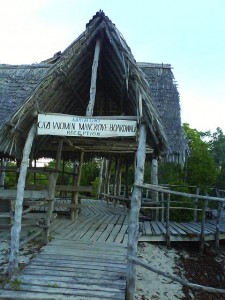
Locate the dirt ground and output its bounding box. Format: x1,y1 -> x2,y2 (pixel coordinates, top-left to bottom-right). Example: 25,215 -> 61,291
175,241 -> 225,300
135,241 -> 225,300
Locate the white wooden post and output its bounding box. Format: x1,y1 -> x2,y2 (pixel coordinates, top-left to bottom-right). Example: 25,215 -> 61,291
71,152 -> 84,220
126,123 -> 147,300
8,123 -> 36,276
97,158 -> 104,199
86,38 -> 101,117
151,158 -> 159,220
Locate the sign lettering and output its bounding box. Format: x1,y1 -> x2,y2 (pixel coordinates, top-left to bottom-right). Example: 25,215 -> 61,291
37,114 -> 137,138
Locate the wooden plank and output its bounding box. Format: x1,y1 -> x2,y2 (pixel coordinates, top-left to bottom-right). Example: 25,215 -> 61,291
55,185 -> 93,192
18,274 -> 126,288
97,223 -> 115,242
156,222 -> 166,234
143,221 -> 153,235
170,222 -> 187,235
151,221 -> 162,235
0,290 -> 117,300
4,284 -> 124,299
107,225 -> 123,243
0,189 -> 49,199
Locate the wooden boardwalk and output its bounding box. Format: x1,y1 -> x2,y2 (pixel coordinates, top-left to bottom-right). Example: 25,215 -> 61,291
0,200 -> 128,300
1,199 -> 225,299
140,219 -> 225,242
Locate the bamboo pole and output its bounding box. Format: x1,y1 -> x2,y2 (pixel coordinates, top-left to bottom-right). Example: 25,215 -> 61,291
86,38 -> 101,117
126,123 -> 147,300
8,122 -> 36,276
43,140 -> 63,245
200,200 -> 208,253
165,194 -> 171,249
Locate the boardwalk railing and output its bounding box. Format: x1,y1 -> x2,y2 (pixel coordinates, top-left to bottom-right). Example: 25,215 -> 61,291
126,183 -> 225,300
136,183 -> 225,250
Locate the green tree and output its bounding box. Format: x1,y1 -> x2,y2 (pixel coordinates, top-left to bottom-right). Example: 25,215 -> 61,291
215,161 -> 225,190
183,123 -> 217,187
208,127 -> 225,168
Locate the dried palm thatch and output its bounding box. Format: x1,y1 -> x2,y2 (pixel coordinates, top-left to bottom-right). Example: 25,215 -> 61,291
0,11 -> 186,163
139,63 -> 188,165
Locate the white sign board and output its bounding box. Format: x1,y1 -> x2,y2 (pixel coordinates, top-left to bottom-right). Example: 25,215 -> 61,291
37,114 -> 137,138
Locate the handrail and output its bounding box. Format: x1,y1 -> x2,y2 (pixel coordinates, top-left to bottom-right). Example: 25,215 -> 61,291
135,183 -> 225,202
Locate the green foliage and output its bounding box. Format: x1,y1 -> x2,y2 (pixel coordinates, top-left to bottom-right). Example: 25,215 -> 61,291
168,185 -> 194,222
215,161 -> 225,190
4,161 -> 17,188
183,123 -> 217,187
208,127 -> 225,168
9,278 -> 21,291
80,161 -> 100,187
159,162 -> 184,185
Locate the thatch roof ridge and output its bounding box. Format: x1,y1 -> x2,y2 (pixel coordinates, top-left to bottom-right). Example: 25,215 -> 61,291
138,62 -> 188,164
138,62 -> 172,69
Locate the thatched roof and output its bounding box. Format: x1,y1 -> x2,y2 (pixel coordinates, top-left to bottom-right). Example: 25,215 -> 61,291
0,11 -> 186,162
138,63 -> 188,164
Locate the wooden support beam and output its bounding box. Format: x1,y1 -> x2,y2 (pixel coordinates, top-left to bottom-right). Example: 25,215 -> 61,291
166,194 -> 171,249
193,187 -> 200,222
8,123 -> 36,276
71,152 -> 84,220
43,139 -> 63,245
151,158 -> 159,220
86,38 -> 101,117
200,200 -> 208,253
126,123 -> 147,300
215,200 -> 223,249
114,155 -> 121,197
97,158 -> 105,199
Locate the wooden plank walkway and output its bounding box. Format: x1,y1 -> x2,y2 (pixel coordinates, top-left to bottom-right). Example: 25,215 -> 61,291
0,200 -> 128,299
140,220 -> 225,242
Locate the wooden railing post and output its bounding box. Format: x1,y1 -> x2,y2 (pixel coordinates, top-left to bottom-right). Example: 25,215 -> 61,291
215,200 -> 223,249
193,187 -> 200,222
200,199 -> 208,253
151,158 -> 159,220
126,123 -> 147,300
161,192 -> 165,222
43,140 -> 63,245
165,194 -> 171,249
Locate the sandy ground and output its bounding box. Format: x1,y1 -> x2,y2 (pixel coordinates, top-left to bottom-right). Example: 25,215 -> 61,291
135,242 -> 189,300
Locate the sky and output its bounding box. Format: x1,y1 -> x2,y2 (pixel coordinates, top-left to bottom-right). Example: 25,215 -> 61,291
0,0 -> 224,133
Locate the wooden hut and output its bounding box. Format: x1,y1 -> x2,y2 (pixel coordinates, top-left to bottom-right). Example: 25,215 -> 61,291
0,11 -> 187,286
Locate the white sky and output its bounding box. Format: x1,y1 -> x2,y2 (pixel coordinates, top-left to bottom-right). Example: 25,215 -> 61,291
0,0 -> 224,133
